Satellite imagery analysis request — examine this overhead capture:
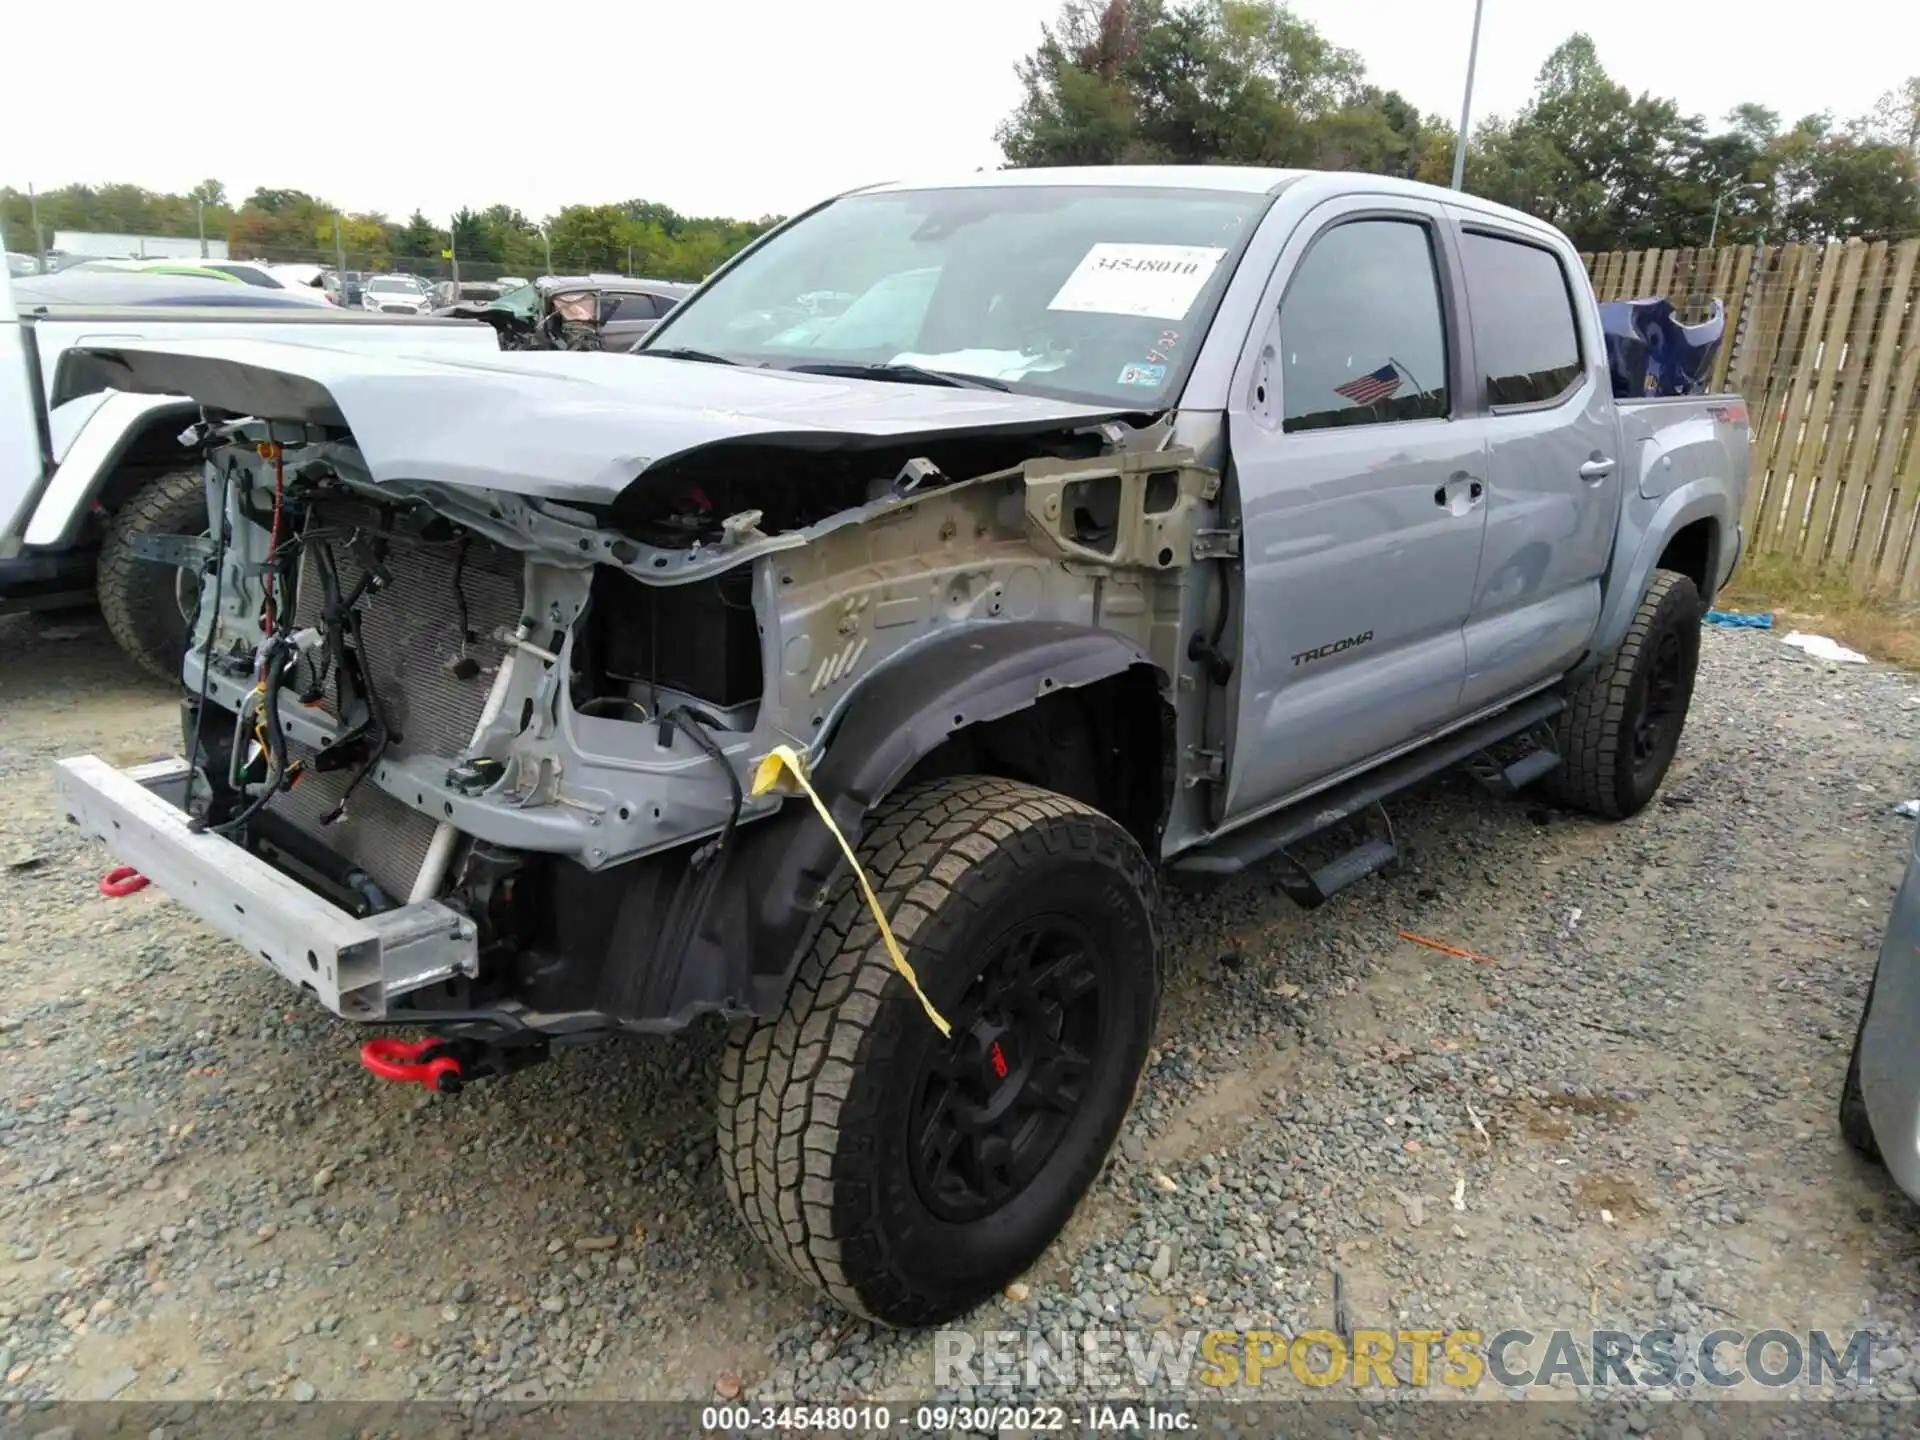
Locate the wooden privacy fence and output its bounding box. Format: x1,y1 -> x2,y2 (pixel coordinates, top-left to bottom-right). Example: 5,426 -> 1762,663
1581,239 -> 1920,599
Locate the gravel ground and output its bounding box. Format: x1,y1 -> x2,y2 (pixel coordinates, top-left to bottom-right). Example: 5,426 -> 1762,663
2,611 -> 1918,1410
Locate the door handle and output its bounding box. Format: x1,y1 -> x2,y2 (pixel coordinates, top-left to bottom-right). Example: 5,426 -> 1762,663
1579,456 -> 1616,482
1433,475 -> 1484,512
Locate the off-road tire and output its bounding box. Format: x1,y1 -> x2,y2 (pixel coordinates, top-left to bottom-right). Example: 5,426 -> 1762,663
1841,980 -> 1882,1162
97,469 -> 207,684
717,776 -> 1158,1326
1547,568 -> 1702,820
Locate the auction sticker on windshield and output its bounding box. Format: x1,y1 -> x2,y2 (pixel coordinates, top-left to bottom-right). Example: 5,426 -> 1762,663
1048,244 -> 1227,321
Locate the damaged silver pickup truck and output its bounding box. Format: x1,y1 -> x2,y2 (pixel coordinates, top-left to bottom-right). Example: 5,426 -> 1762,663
49,167 -> 1749,1327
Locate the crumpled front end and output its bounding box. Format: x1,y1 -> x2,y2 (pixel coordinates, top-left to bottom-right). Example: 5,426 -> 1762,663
56,373 -> 1218,1037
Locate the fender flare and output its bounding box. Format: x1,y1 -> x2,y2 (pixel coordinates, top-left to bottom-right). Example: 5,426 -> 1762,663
606,622 -> 1165,1026
22,392 -> 201,549
810,619 -> 1161,819
745,621 -> 1162,990
1589,481 -> 1731,660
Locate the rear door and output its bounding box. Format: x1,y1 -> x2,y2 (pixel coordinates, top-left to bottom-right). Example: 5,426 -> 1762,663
1447,216 -> 1620,710
1220,197 -> 1489,818
602,292 -> 667,347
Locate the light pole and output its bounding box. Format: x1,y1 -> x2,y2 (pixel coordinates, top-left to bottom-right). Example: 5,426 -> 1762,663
1450,0 -> 1486,192
1708,180 -> 1767,250
28,182 -> 46,273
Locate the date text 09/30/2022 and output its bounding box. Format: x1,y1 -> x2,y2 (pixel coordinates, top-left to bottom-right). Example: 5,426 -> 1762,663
700,1403 -> 1193,1433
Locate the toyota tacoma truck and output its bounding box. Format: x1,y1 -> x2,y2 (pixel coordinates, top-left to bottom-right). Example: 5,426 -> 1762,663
42,167 -> 1749,1327
0,265 -> 498,678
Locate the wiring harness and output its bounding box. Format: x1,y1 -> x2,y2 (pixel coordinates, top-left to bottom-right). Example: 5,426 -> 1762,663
187,440 -> 394,838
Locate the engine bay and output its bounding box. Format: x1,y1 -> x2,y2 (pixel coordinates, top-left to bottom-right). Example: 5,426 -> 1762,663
168,405 -> 1210,960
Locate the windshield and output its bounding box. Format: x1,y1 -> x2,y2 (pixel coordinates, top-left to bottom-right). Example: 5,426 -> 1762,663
367,276 -> 419,294
643,184 -> 1270,406
489,283 -> 540,319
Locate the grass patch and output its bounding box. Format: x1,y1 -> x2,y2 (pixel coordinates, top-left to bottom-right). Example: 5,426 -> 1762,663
1716,553 -> 1920,671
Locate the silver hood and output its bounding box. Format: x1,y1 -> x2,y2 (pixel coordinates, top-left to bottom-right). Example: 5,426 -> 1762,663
54,338 -> 1137,504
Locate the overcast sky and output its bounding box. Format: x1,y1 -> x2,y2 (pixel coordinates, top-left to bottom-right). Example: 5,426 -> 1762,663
10,0 -> 1913,224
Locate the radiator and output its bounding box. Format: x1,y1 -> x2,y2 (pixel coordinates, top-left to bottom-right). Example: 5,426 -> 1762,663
270,504 -> 523,900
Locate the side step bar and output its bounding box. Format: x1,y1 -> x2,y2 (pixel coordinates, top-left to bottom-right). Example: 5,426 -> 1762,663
1171,691 -> 1567,895
1467,742 -> 1562,797
1280,825 -> 1398,909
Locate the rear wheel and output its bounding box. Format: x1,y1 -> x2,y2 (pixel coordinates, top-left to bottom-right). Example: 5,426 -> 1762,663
717,777 -> 1158,1326
1547,568 -> 1701,819
96,469 -> 207,684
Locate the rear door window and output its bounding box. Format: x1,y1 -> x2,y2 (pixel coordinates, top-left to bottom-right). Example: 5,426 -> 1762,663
1278,219 -> 1450,433
607,294 -> 663,321
1459,231 -> 1584,406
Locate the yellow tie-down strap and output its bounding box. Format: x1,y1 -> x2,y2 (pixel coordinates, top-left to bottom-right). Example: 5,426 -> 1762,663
749,745 -> 951,1038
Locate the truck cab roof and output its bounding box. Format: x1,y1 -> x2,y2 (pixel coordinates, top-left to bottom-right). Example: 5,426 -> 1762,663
852,165 -> 1559,238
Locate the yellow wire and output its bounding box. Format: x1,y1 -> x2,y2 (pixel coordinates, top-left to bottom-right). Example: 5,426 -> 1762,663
750,745 -> 951,1038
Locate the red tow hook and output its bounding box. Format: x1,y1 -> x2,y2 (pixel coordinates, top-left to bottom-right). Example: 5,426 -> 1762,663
359,1036 -> 467,1093
99,866 -> 150,897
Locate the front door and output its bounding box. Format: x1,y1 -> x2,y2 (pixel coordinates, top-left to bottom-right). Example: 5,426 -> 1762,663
1220,201 -> 1488,819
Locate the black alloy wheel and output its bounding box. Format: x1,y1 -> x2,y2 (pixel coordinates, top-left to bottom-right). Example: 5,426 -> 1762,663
1630,627 -> 1689,785
909,916 -> 1107,1223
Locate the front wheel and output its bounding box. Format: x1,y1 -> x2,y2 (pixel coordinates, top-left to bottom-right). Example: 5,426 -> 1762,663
718,777 -> 1159,1326
96,469 -> 208,684
1547,568 -> 1702,820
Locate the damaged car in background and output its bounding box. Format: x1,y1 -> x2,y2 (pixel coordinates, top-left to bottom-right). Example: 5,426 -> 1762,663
42,166 -> 1748,1327
438,274 -> 691,350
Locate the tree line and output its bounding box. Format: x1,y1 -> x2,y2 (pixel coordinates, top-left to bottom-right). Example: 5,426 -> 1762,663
0,182 -> 781,282
998,0 -> 1920,251
6,3 -> 1916,278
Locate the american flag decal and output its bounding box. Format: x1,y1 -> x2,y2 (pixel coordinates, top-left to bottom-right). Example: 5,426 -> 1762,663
1334,363 -> 1402,405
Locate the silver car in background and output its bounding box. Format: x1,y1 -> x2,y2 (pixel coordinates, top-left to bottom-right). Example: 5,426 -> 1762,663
361,274 -> 432,314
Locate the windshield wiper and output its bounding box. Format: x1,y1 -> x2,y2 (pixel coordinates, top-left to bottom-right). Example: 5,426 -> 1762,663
783,361 -> 1014,392
636,346 -> 740,365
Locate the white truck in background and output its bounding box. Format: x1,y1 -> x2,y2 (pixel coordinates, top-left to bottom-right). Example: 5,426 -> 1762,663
0,265 -> 500,677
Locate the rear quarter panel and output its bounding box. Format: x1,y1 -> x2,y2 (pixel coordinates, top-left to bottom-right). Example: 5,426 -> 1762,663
1589,396 -> 1750,659
1621,396 -> 1752,507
